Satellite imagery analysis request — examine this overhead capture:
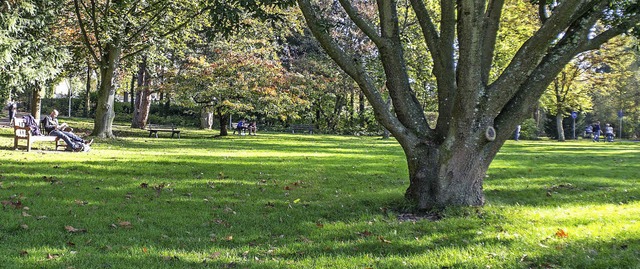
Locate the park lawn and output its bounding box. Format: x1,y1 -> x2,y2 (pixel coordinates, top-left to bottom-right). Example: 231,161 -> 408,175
0,121 -> 639,268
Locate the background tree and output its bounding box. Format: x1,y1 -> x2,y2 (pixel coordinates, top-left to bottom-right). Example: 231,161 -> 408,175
588,36 -> 639,137
71,0 -> 205,137
0,0 -> 69,120
296,0 -> 640,209
540,60 -> 592,141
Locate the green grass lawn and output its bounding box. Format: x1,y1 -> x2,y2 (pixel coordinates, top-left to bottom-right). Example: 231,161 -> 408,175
0,120 -> 639,268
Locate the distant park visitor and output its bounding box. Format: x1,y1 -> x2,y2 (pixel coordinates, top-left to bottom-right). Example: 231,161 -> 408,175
6,100 -> 17,126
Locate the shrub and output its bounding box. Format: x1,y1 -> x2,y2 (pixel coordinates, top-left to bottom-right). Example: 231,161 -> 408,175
519,118 -> 539,140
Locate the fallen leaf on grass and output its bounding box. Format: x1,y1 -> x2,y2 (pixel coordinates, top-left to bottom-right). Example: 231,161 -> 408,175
22,211 -> 31,217
377,236 -> 392,244
316,222 -> 324,228
209,252 -> 221,259
119,221 -> 133,229
358,230 -> 373,237
555,229 -> 568,238
65,226 -> 87,233
142,247 -> 148,253
224,235 -> 233,241
2,200 -> 23,209
43,176 -> 60,184
20,224 -> 28,230
74,200 -> 88,206
46,253 -> 60,259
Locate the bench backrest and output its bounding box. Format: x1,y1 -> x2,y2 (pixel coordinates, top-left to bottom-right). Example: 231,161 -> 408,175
147,124 -> 176,130
14,118 -> 31,138
291,124 -> 314,130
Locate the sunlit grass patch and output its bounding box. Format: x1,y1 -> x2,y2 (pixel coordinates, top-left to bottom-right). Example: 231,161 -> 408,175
1,122 -> 639,268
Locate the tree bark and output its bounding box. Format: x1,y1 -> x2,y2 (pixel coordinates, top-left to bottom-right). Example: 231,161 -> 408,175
217,107 -> 229,136
84,62 -> 92,117
403,142 -> 488,209
30,82 -> 43,122
556,113 -> 565,141
201,107 -> 213,129
92,42 -> 121,138
132,57 -> 152,128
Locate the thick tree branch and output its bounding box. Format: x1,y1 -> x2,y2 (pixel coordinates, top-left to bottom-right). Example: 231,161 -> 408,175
494,2 -> 606,139
579,14 -> 640,52
89,0 -> 103,56
297,0 -> 411,139
337,0 -> 384,47
408,0 -> 442,71
538,0 -> 549,23
74,0 -> 100,66
486,0 -> 597,114
480,0 -> 505,85
408,0 -> 455,138
455,0 -> 485,123
377,0 -> 431,136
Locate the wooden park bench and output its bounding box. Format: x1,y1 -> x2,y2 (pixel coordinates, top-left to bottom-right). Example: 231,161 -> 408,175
13,118 -> 65,152
231,122 -> 247,135
289,124 -> 314,134
147,124 -> 180,138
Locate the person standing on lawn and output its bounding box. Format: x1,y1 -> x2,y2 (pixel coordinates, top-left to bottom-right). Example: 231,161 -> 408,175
6,100 -> 17,126
43,109 -> 93,152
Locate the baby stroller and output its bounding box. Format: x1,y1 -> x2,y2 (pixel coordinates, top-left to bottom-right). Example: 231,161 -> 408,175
605,132 -> 614,142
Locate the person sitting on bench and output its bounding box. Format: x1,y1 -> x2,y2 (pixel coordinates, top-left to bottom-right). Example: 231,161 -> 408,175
233,119 -> 246,135
43,109 -> 93,152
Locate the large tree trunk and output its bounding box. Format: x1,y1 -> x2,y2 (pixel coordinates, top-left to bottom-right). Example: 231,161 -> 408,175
403,142 -> 490,209
217,108 -> 229,136
30,82 -> 43,122
556,113 -> 565,141
132,58 -> 152,128
92,43 -> 122,138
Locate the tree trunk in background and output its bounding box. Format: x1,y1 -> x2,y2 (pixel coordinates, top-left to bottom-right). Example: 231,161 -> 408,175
556,114 -> 565,141
92,42 -> 121,138
132,57 -> 152,128
358,91 -> 365,124
201,107 -> 213,129
30,82 -> 43,122
84,63 -> 92,117
129,73 -> 135,114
